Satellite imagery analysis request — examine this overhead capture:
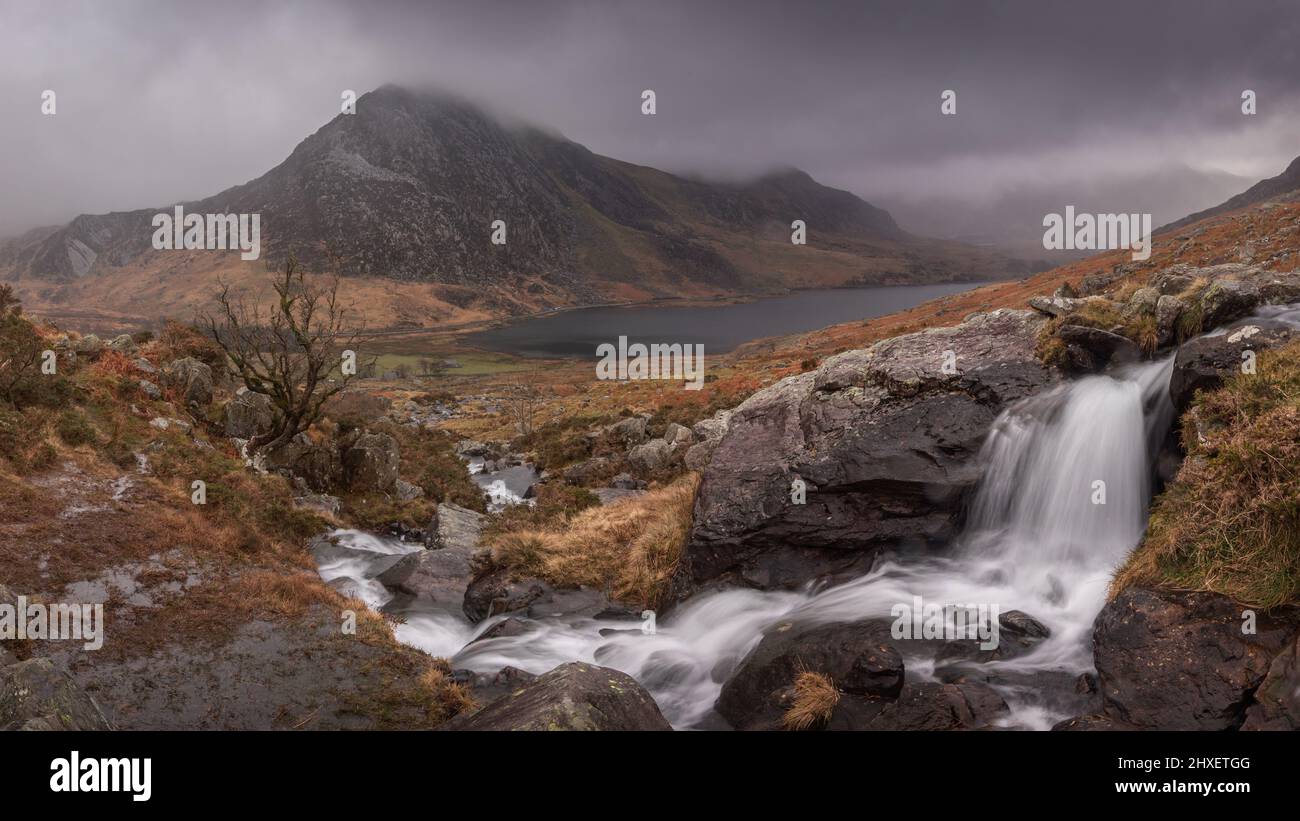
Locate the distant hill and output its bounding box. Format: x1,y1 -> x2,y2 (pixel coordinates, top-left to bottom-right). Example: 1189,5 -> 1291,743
1162,155 -> 1300,232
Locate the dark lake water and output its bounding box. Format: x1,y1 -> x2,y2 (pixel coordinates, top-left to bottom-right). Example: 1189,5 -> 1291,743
463,282 -> 981,358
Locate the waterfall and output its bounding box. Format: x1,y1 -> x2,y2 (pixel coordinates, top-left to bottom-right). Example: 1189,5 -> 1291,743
316,356 -> 1179,729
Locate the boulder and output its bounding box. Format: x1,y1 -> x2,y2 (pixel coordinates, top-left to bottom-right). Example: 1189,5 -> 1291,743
225,389 -> 276,440
1055,324 -> 1140,369
73,334 -> 103,354
678,309 -> 1055,595
827,681 -> 1008,731
137,379 -> 161,400
1155,294 -> 1184,346
265,433 -> 343,493
691,409 -> 733,442
663,422 -> 694,448
1168,319 -> 1295,412
627,438 -> 673,474
1242,633 -> 1300,730
1198,279 -> 1262,331
608,416 -> 649,448
107,333 -> 137,354
430,502 -> 486,552
1127,287 -> 1160,316
462,568 -> 630,623
716,619 -> 904,730
1090,586 -> 1298,730
162,357 -> 214,407
395,479 -> 424,502
133,357 -> 157,375
0,658 -> 114,731
341,431 -> 400,493
1027,295 -> 1085,318
441,662 -> 671,731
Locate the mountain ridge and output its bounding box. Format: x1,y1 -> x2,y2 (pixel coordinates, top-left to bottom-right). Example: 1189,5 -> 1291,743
0,86 -> 1032,327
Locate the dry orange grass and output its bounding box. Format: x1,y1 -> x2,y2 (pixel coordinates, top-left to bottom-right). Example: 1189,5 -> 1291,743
486,472 -> 701,608
782,670 -> 840,731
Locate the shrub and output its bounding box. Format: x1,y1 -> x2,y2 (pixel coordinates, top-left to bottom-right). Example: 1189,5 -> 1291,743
55,409 -> 95,446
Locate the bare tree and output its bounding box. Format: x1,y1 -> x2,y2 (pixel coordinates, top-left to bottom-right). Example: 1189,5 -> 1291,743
204,255 -> 364,456
503,365 -> 545,437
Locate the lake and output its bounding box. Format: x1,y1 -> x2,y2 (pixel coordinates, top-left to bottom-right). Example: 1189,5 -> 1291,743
462,282 -> 982,358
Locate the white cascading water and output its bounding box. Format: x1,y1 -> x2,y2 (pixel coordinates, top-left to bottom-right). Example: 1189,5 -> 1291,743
317,356 -> 1177,729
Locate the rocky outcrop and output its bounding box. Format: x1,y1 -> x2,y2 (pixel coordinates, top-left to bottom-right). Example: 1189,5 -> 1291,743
1169,319 -> 1296,411
161,357 -> 214,408
716,618 -> 904,730
265,433 -> 343,493
225,388 -> 275,440
677,309 -> 1055,596
683,409 -> 733,471
1085,587 -> 1298,730
341,431 -> 400,493
1,658 -> 114,731
441,662 -> 672,731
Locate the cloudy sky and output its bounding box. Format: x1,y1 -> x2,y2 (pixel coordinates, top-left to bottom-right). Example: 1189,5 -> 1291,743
2,0 -> 1299,241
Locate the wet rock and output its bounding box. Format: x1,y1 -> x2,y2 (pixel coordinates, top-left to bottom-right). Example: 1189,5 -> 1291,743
0,658 -> 114,731
679,309 -> 1055,596
450,665 -> 538,705
1198,279 -> 1261,330
441,662 -> 671,731
341,431 -> 400,493
1168,319 -> 1295,412
1091,586 -> 1298,730
455,439 -> 499,460
377,543 -> 474,608
1051,714 -> 1140,731
1242,633 -> 1300,730
627,438 -> 672,473
161,356 -> 214,407
828,681 -> 1008,731
462,569 -> 626,623
935,609 -> 1051,664
225,388 -> 275,440
1055,325 -> 1140,368
467,617 -> 534,645
716,619 -> 904,730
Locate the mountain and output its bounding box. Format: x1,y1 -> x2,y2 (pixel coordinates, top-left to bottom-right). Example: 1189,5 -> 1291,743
1163,155 -> 1300,232
1,86 -> 1030,328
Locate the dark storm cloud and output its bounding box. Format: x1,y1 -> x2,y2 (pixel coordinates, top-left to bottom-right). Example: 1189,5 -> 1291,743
2,0 -> 1299,238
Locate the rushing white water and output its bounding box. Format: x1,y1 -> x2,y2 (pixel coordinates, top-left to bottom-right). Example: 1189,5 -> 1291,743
316,356 -> 1178,729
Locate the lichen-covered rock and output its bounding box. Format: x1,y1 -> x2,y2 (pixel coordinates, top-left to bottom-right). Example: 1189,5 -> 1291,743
441,662 -> 671,731
627,438 -> 672,474
265,433 -> 343,493
1168,319 -> 1296,412
162,356 -> 214,407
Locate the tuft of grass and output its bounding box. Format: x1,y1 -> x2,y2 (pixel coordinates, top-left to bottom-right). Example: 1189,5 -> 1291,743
483,472 -> 700,609
782,670 -> 839,731
1113,342 -> 1300,608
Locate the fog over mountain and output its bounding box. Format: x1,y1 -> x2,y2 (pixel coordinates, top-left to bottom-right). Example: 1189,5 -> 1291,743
2,0 -> 1299,248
